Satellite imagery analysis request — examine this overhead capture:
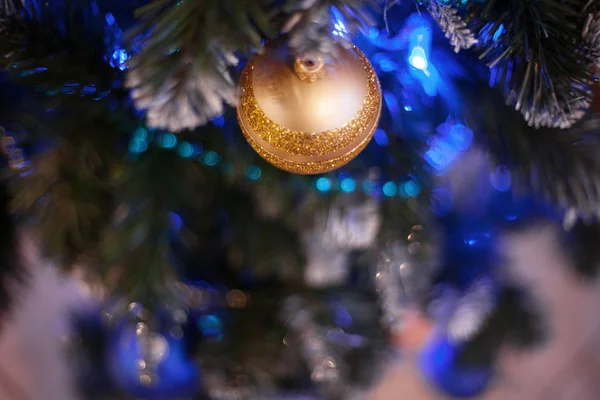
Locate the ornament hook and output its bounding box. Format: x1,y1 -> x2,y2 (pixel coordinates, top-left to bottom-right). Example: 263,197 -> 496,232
294,55 -> 326,83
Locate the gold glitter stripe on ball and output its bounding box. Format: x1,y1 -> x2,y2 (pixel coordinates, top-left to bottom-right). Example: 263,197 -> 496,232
238,46 -> 381,158
238,99 -> 381,175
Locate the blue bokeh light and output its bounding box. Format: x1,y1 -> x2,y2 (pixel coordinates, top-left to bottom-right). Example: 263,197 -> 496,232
409,46 -> 428,70
425,122 -> 473,172
168,212 -> 183,232
133,127 -> 148,140
419,334 -> 494,398
128,138 -> 147,154
383,91 -> 401,117
374,128 -> 389,147
404,180 -> 421,197
490,166 -> 511,192
197,314 -> 223,339
110,48 -> 129,70
331,7 -> 349,37
316,177 -> 332,192
107,323 -> 198,399
158,133 -> 177,149
340,178 -> 356,193
382,181 -> 397,197
408,16 -> 431,72
177,141 -> 194,158
246,165 -> 262,181
203,151 -> 219,166
211,115 -> 224,128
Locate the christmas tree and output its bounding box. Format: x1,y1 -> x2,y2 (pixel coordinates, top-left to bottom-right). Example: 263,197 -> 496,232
1,0 -> 600,398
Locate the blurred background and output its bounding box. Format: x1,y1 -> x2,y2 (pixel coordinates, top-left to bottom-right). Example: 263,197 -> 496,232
1,0 -> 600,399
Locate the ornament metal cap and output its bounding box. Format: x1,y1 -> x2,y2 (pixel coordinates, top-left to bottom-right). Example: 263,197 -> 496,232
294,55 -> 326,82
237,39 -> 382,175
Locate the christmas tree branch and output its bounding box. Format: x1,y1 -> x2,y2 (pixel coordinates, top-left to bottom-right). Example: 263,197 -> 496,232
281,0 -> 378,56
428,2 -> 477,53
461,81 -> 600,221
101,147 -> 206,305
458,285 -> 546,367
8,109 -> 120,266
125,0 -> 273,132
466,0 -> 594,129
0,0 -> 120,98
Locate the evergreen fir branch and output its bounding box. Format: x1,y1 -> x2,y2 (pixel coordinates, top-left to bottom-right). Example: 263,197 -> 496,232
198,288 -> 300,398
467,0 -> 594,129
462,82 -> 600,221
4,84 -> 127,268
447,276 -> 496,343
10,138 -> 114,266
281,0 -> 378,57
101,147 -> 206,305
583,11 -> 600,70
428,2 -> 477,53
458,285 -> 545,367
0,0 -> 29,18
126,0 -> 274,132
0,0 -> 120,99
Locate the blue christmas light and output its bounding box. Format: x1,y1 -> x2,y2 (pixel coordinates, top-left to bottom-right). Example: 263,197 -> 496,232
177,142 -> 194,158
382,181 -> 397,197
132,127 -> 148,140
447,124 -> 473,151
105,12 -> 116,25
331,6 -> 348,37
203,151 -> 219,166
106,323 -> 198,399
19,67 -> 48,76
316,177 -> 332,192
211,115 -> 224,128
109,48 -> 130,70
404,180 -> 421,197
425,122 -> 474,172
409,46 -> 428,70
383,91 -> 401,116
81,85 -> 96,95
373,52 -> 398,72
168,212 -> 183,232
408,17 -> 431,71
493,24 -> 505,42
340,178 -> 356,193
490,166 -> 511,192
374,128 -> 389,147
419,334 -> 494,398
197,314 -> 223,339
158,133 -> 177,149
128,138 -> 148,154
93,90 -> 111,100
367,27 -> 379,39
246,165 -> 262,181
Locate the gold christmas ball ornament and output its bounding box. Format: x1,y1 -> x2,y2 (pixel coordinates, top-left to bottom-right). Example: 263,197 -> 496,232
237,39 -> 382,174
